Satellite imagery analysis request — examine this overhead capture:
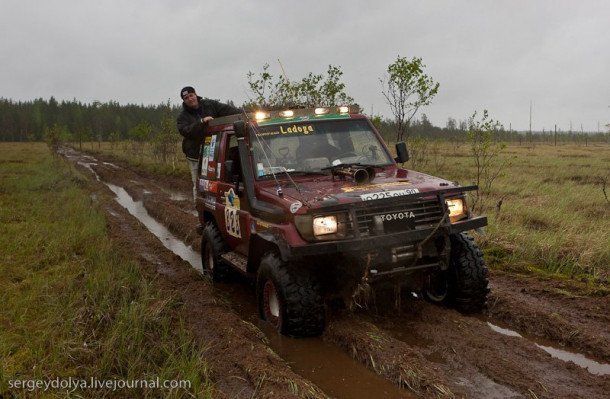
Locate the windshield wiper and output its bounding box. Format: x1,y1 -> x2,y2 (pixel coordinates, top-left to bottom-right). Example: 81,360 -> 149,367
258,170 -> 328,179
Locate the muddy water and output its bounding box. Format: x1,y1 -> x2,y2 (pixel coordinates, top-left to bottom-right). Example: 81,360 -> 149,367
105,183 -> 203,272
218,282 -> 415,398
265,331 -> 413,398
487,321 -> 610,376
97,169 -> 415,398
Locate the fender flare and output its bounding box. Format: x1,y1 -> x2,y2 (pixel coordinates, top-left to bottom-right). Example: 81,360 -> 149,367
249,230 -> 293,271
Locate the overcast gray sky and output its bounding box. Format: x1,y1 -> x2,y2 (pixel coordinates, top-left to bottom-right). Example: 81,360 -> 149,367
1,0 -> 609,132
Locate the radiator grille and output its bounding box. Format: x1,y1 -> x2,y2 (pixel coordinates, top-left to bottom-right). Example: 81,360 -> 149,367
350,198 -> 444,237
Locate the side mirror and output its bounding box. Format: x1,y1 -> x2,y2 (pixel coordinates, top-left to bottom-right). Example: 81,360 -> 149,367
395,142 -> 409,163
233,120 -> 246,138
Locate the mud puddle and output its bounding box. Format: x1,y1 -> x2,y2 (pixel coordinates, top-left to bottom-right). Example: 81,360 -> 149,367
106,183 -> 203,272
487,321 -> 610,376
101,172 -> 415,398
263,327 -> 414,398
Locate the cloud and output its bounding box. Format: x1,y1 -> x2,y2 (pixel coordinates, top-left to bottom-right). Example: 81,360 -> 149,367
1,0 -> 608,131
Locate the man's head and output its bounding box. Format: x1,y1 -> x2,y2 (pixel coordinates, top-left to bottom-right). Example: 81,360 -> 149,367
180,86 -> 198,107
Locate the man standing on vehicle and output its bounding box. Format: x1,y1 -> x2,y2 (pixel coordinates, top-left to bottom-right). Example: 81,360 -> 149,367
176,86 -> 241,202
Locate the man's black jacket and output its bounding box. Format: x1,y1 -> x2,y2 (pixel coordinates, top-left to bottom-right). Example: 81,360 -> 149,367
176,97 -> 240,159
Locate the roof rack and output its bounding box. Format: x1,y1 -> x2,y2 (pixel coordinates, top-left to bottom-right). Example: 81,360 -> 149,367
207,105 -> 360,127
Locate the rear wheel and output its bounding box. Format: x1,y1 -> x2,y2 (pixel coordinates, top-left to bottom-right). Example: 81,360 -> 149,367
201,221 -> 232,282
256,252 -> 325,337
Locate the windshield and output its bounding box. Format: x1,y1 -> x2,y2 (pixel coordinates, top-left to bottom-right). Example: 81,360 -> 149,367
250,119 -> 393,178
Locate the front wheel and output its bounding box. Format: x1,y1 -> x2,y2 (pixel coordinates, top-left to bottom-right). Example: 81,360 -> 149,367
256,252 -> 325,337
424,233 -> 489,313
445,232 -> 490,313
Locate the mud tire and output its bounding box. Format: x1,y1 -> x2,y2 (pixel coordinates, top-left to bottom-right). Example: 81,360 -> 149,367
444,232 -> 490,313
256,252 -> 325,337
201,221 -> 232,282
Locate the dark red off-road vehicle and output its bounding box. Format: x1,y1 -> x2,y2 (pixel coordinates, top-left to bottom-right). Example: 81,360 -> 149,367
196,106 -> 489,337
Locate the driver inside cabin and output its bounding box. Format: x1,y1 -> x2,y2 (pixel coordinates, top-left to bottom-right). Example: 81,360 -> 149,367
253,131 -> 356,175
295,134 -> 341,164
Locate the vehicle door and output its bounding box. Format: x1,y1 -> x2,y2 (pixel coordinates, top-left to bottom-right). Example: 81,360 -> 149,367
216,132 -> 252,255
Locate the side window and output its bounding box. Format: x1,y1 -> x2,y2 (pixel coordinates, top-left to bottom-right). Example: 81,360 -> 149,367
201,134 -> 218,179
223,134 -> 241,182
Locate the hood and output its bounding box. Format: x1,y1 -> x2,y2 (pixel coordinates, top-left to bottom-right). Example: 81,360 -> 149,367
255,168 -> 461,210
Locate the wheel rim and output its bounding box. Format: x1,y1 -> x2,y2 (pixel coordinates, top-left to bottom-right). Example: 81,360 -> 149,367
263,280 -> 280,328
425,273 -> 448,302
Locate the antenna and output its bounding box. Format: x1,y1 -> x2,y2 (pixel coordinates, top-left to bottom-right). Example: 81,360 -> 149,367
277,58 -> 298,105
278,58 -> 291,85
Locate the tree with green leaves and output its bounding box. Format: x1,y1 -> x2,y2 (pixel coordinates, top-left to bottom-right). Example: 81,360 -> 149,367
129,121 -> 152,159
43,122 -> 67,153
466,110 -> 507,213
380,56 -> 439,142
152,102 -> 181,167
246,63 -> 354,109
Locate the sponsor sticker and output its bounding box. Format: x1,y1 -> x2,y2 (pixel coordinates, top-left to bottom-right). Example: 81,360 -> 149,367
290,201 -> 303,214
256,220 -> 272,230
203,194 -> 216,210
343,181 -> 410,192
201,149 -> 209,175
208,135 -> 216,161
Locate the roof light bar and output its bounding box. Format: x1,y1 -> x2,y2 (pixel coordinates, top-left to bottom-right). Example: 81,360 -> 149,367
255,111 -> 270,120
252,105 -> 360,123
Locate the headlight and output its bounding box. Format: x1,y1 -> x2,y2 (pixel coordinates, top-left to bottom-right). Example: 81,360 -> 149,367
313,216 -> 337,236
295,213 -> 346,240
446,198 -> 466,223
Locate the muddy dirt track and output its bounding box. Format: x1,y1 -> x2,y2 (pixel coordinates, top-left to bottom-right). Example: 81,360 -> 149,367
65,149 -> 610,399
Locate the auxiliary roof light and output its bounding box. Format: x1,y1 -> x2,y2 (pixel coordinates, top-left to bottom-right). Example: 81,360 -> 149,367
314,107 -> 329,115
255,111 -> 270,120
279,110 -> 294,118
338,106 -> 350,113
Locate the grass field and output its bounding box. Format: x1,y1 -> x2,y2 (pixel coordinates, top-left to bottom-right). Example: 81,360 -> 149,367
416,141 -> 610,281
0,143 -> 213,398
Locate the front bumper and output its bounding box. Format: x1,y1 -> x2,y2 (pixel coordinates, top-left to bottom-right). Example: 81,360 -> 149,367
286,215 -> 487,259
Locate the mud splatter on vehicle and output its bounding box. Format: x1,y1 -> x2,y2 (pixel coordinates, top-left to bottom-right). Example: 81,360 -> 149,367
196,106 -> 489,337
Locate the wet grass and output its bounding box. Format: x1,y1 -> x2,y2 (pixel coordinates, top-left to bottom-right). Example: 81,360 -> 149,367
416,142 -> 610,282
0,143 -> 213,398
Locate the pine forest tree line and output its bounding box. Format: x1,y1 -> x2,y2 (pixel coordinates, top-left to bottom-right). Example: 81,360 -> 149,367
0,97 -> 607,145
